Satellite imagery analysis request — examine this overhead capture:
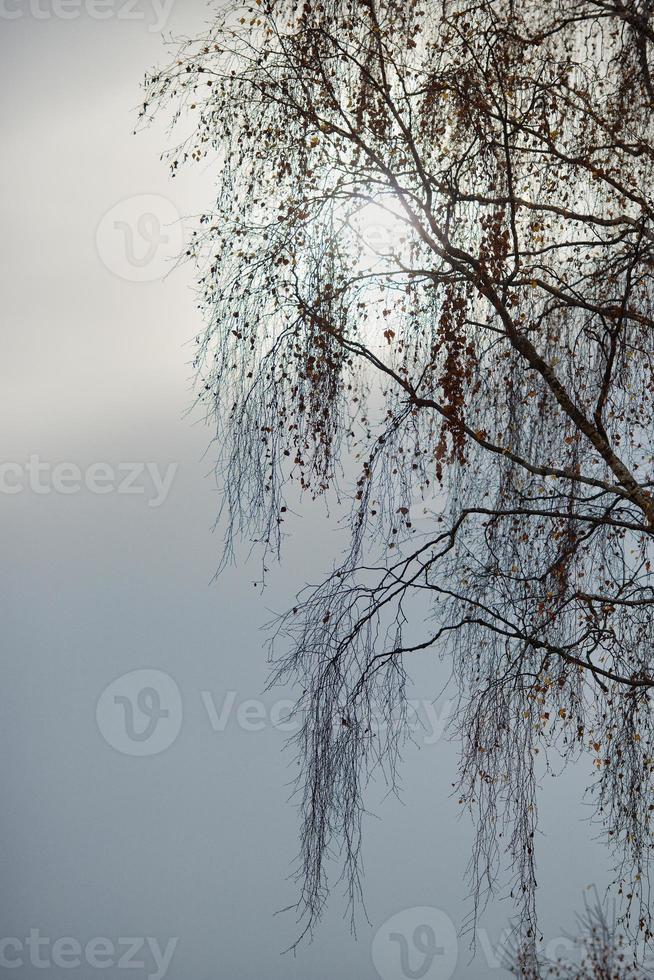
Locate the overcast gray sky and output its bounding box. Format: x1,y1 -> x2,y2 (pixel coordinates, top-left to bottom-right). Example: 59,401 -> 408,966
0,3 -> 617,978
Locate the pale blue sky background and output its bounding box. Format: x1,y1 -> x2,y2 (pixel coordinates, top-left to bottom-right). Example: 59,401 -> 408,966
0,3 -> 615,977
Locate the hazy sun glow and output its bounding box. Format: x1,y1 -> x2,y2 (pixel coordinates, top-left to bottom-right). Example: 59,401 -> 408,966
346,199 -> 412,271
